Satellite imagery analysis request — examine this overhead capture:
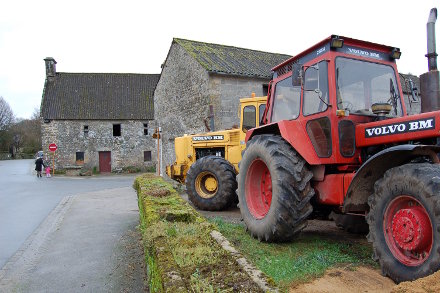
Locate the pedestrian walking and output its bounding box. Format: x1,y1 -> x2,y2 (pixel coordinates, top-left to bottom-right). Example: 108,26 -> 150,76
35,156 -> 46,178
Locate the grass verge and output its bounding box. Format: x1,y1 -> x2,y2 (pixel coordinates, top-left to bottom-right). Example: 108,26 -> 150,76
134,174 -> 269,292
211,218 -> 377,291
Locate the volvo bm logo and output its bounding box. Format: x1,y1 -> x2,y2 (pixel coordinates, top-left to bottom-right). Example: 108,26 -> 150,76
192,135 -> 224,141
365,118 -> 435,138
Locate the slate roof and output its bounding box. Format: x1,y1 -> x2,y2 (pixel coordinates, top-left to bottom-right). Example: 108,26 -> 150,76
174,38 -> 291,79
41,73 -> 160,120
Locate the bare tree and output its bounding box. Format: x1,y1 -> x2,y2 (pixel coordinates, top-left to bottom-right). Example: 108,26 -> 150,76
0,96 -> 14,131
9,107 -> 41,155
31,107 -> 40,120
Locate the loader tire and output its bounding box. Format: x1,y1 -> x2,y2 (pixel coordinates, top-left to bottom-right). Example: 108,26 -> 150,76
186,156 -> 237,211
367,163 -> 440,283
238,135 -> 314,242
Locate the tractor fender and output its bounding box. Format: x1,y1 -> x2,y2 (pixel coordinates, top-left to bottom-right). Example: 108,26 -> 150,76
246,120 -> 322,165
343,144 -> 440,213
245,123 -> 280,142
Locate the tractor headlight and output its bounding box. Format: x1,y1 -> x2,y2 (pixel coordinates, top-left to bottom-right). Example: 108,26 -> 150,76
331,36 -> 344,49
390,48 -> 401,59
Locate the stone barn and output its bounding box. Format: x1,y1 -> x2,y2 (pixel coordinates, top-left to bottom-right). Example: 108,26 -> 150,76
40,57 -> 160,173
154,38 -> 291,166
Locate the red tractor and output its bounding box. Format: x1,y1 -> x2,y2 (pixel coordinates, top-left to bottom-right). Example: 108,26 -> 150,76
238,11 -> 440,283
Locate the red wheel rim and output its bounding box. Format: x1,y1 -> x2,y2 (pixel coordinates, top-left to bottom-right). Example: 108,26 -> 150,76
245,158 -> 272,219
383,196 -> 433,266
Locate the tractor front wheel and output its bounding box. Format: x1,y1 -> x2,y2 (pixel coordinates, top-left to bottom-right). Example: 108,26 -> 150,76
367,163 -> 440,282
186,156 -> 237,211
238,135 -> 314,242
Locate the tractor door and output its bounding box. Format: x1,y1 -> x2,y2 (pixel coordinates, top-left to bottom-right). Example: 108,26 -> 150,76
302,60 -> 332,159
262,60 -> 333,164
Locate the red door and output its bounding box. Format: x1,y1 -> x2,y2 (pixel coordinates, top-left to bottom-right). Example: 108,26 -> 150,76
99,151 -> 111,173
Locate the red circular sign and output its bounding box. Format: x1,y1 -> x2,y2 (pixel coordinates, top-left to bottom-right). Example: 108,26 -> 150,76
49,143 -> 58,152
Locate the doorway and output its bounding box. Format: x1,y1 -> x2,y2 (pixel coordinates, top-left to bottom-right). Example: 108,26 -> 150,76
99,151 -> 111,173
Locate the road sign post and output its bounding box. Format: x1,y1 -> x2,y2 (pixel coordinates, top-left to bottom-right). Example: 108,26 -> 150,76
49,143 -> 57,175
152,127 -> 162,176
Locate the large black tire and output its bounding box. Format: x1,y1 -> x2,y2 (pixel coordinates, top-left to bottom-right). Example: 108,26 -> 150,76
238,135 -> 314,242
367,163 -> 440,283
330,212 -> 369,234
186,156 -> 237,211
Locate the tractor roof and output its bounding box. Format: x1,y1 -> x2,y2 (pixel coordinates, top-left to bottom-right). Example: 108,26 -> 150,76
272,35 -> 399,72
239,96 -> 267,104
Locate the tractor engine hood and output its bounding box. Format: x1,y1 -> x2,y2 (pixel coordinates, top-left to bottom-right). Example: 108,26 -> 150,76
355,111 -> 440,147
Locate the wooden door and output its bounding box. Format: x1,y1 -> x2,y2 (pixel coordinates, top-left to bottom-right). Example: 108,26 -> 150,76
99,151 -> 111,173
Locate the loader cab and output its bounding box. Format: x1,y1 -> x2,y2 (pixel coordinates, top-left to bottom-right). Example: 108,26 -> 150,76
239,96 -> 267,151
265,35 -> 406,166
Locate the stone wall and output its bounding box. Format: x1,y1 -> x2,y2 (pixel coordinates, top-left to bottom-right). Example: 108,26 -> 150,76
41,119 -> 157,171
154,42 -> 211,166
155,43 -> 270,167
209,75 -> 268,130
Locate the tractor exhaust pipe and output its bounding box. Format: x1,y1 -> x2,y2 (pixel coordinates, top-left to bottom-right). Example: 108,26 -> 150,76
427,8 -> 438,71
420,8 -> 440,113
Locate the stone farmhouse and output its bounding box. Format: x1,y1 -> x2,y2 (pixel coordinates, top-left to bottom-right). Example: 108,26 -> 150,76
154,38 -> 291,166
40,57 -> 160,173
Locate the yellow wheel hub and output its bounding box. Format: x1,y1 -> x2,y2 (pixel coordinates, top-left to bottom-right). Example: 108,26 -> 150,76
204,177 -> 218,192
195,171 -> 218,199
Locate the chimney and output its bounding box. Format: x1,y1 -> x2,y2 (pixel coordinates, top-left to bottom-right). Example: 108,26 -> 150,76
44,57 -> 57,80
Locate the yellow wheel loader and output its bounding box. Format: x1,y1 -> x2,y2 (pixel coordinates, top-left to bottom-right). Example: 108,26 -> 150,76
166,94 -> 267,210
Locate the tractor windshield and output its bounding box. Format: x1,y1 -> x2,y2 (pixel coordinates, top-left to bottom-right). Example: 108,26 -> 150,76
335,57 -> 403,117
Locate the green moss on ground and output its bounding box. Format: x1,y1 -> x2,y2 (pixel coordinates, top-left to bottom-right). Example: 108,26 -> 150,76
135,174 -> 265,292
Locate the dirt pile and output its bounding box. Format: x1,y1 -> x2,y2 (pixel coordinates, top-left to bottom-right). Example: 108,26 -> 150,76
392,270 -> 440,293
291,265 -> 395,293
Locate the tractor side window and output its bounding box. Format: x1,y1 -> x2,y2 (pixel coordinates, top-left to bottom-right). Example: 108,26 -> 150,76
306,117 -> 332,157
303,61 -> 329,116
338,120 -> 355,157
242,105 -> 256,131
258,104 -> 266,126
271,77 -> 300,123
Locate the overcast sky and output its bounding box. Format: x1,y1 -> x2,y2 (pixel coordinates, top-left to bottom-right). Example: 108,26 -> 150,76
1,0 -> 438,119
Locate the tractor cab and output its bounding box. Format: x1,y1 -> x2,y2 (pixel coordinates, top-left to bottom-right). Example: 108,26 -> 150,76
260,35 -> 406,166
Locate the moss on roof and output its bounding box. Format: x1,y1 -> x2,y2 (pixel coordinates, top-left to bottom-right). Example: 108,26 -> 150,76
174,38 -> 291,79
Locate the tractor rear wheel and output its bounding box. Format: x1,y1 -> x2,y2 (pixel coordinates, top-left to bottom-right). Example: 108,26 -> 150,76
186,156 -> 237,211
238,135 -> 314,242
367,163 -> 440,282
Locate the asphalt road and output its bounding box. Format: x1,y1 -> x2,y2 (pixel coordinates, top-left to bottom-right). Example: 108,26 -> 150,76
0,159 -> 137,269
